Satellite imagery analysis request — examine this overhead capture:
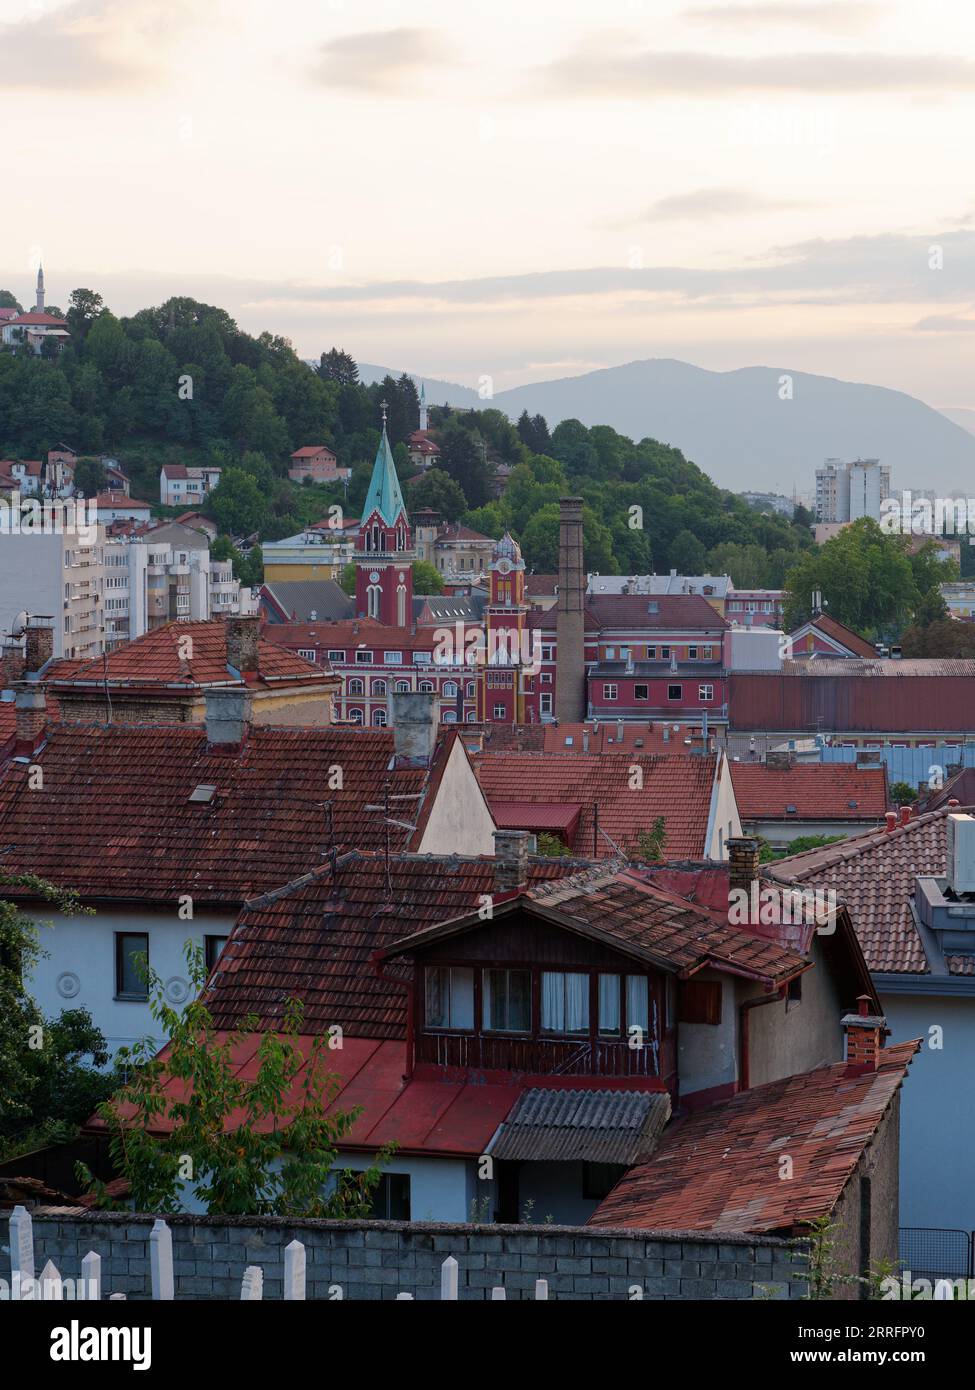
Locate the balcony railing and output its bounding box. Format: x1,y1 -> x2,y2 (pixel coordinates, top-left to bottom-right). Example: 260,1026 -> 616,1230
416,1031 -> 658,1077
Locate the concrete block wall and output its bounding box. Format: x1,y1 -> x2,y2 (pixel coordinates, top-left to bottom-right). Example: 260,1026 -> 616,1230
18,1212 -> 809,1300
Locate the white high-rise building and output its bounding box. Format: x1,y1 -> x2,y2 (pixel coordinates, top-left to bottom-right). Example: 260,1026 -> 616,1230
815,458 -> 890,522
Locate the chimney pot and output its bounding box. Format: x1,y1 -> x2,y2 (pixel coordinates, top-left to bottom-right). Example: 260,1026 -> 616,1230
899,804 -> 912,825
205,688 -> 251,748
225,614 -> 260,675
885,811 -> 897,833
493,829 -> 531,893
842,995 -> 886,1073
949,798 -> 960,807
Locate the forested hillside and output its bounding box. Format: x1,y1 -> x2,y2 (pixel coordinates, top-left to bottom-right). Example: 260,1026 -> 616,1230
0,290 -> 814,582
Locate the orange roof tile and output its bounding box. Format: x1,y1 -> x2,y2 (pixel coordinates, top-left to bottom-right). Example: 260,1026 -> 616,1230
589,1039 -> 920,1234
730,763 -> 888,821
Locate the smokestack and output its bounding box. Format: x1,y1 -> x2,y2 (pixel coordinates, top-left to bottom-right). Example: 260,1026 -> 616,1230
1,640 -> 25,689
205,689 -> 251,749
842,994 -> 886,1074
493,829 -> 531,893
391,690 -> 438,764
14,685 -> 47,757
24,618 -> 54,674
225,615 -> 260,675
556,497 -> 585,723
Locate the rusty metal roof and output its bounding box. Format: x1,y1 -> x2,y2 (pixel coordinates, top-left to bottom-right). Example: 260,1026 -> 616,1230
486,1087 -> 672,1164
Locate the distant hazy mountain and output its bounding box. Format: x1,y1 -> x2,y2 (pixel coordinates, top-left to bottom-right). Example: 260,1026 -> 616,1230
940,407 -> 975,438
357,358 -> 975,494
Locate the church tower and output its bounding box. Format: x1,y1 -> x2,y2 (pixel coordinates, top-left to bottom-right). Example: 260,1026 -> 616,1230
418,382 -> 428,433
355,404 -> 414,627
478,531 -> 530,723
34,264 -> 45,312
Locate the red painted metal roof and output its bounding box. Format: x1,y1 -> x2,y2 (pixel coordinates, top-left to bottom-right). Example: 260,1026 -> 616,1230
490,800 -> 583,833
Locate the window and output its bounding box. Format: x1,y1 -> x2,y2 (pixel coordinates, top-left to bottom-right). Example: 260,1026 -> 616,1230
541,645 -> 554,661
702,645 -> 713,659
354,650 -> 373,663
372,708 -> 387,726
604,646 -> 616,660
394,679 -> 410,693
492,701 -> 507,719
540,694 -> 553,715
414,651 -> 432,664
634,684 -> 648,701
466,681 -> 475,697
297,648 -> 317,662
668,684 -> 682,701
327,650 -> 346,662
540,673 -> 552,684
442,710 -> 457,723
787,976 -> 802,1007
383,651 -> 403,664
116,932 -> 149,1000
688,646 -> 698,660
602,683 -> 618,700
348,677 -> 364,695
425,966 -> 474,1029
660,646 -> 670,660
598,974 -> 620,1035
205,935 -> 228,972
371,678 -> 387,696
364,1172 -> 411,1220
347,708 -> 363,724
665,975 -> 676,1031
680,979 -> 722,1025
647,646 -> 656,659
418,680 -> 434,692
626,976 -> 649,1033
699,684 -> 714,702
542,972 -> 589,1033
443,681 -> 458,698
483,969 -> 531,1032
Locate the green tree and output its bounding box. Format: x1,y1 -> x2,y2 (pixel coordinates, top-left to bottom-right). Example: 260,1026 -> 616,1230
209,467 -> 267,536
889,782 -> 917,807
436,417 -> 493,507
409,468 -> 468,521
66,288 -> 105,340
783,519 -> 918,636
536,833 -> 571,857
317,348 -> 359,387
901,619 -> 975,657
80,944 -> 392,1217
668,529 -> 708,575
72,457 -> 106,497
630,817 -> 667,863
0,289 -> 23,311
412,559 -> 444,594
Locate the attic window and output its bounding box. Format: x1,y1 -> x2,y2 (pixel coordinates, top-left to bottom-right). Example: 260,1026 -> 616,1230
785,804 -> 798,815
564,736 -> 574,746
648,601 -> 659,613
848,800 -> 858,809
189,784 -> 217,804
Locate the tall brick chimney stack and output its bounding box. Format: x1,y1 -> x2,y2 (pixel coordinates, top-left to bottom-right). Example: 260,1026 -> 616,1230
842,994 -> 886,1074
24,618 -> 54,675
226,615 -> 260,676
14,685 -> 47,757
493,829 -> 531,894
727,836 -> 761,895
1,640 -> 25,688
555,497 -> 585,723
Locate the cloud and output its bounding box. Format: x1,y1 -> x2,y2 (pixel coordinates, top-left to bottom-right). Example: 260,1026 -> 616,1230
916,311 -> 975,332
540,43 -> 975,98
0,0 -> 184,90
682,2 -> 881,31
635,188 -> 802,221
310,27 -> 454,93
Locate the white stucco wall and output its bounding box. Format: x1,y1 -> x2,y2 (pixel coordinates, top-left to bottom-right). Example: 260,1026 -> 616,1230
25,905 -> 237,1055
329,1151 -> 473,1223
678,971 -> 738,1098
707,753 -> 743,860
416,739 -> 496,856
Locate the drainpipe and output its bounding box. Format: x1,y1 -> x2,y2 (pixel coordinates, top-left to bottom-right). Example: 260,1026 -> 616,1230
739,987 -> 785,1091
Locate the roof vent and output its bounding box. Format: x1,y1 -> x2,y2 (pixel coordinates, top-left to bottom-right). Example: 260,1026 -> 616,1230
648,601 -> 659,613
785,804 -> 797,814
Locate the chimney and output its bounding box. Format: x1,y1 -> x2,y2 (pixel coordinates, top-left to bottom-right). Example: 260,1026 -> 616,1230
555,497 -> 585,723
766,750 -> 796,771
14,685 -> 47,757
899,804 -> 912,826
493,829 -> 531,893
842,994 -> 886,1074
1,640 -> 25,689
24,618 -> 54,675
391,690 -> 437,764
885,811 -> 898,833
727,836 -> 760,895
205,688 -> 252,748
225,614 -> 260,676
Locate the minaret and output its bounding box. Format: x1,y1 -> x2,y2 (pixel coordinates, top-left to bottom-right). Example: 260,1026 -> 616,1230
418,382 -> 428,433
34,264 -> 45,312
354,401 -> 414,627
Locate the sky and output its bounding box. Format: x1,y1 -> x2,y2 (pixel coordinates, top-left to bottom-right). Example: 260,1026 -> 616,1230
3,0 -> 975,406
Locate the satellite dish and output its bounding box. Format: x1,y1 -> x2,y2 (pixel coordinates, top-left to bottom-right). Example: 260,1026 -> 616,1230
10,611 -> 29,637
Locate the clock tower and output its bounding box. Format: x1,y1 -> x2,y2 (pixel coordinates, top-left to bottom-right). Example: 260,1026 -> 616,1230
355,404 -> 414,627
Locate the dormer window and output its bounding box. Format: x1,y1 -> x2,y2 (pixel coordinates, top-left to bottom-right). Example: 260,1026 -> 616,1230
483,969 -> 531,1033
425,967 -> 474,1030
541,972 -> 589,1034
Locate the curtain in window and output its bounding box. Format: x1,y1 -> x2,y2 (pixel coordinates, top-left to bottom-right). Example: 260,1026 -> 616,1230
542,972 -> 563,1031
599,974 -> 620,1033
565,972 -> 589,1032
627,976 -> 649,1032
425,967 -> 447,1028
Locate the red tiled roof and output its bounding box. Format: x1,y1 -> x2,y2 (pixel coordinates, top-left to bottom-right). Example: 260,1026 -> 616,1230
271,619 -> 440,651
792,614 -> 877,659
291,445 -> 336,458
589,1040 -> 920,1234
767,808 -> 972,974
0,726 -> 444,905
95,492 -> 149,508
204,852 -> 581,1035
585,593 -> 729,632
44,620 -> 328,690
473,751 -> 719,859
730,763 -> 888,821
8,312 -> 68,326
385,865 -> 811,988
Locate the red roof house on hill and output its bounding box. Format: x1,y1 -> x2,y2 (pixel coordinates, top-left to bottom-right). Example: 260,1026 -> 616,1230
730,759 -> 888,848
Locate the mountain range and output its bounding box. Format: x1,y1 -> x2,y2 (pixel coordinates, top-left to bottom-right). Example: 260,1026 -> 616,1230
356,358 -> 975,496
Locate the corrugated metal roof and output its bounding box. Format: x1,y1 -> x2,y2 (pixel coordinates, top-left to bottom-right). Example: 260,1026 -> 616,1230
486,1087 -> 671,1164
